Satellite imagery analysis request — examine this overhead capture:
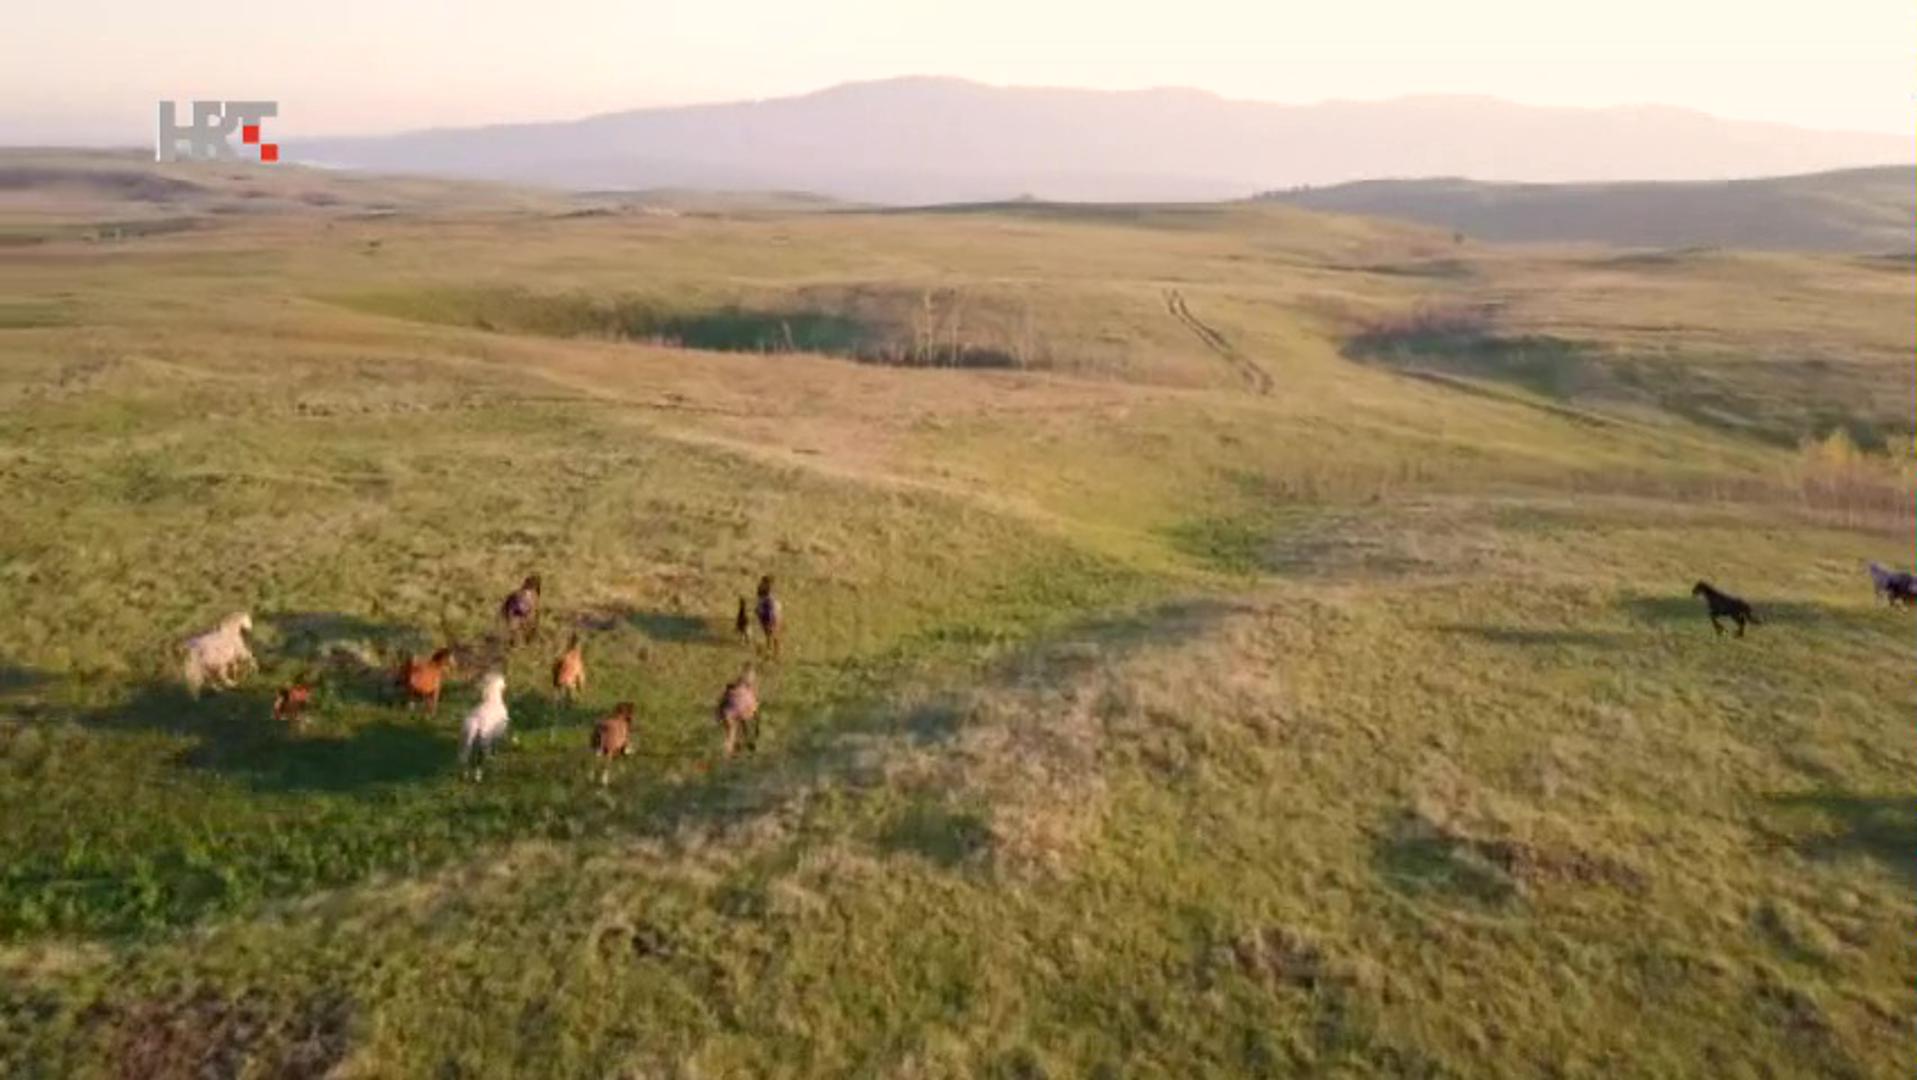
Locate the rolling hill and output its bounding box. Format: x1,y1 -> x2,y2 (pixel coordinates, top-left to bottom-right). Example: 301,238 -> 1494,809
1261,165 -> 1917,252
2,151 -> 1913,1077
291,77 -> 1912,203
0,148 -> 576,234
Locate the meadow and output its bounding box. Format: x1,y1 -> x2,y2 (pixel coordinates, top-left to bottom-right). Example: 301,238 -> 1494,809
0,152 -> 1911,1077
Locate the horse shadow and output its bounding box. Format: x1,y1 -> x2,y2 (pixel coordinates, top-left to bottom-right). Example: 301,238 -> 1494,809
265,610 -> 424,652
878,801 -> 993,867
78,679 -> 452,793
1763,792 -> 1917,888
1620,593 -> 1901,636
578,607 -> 730,646
257,610 -> 445,704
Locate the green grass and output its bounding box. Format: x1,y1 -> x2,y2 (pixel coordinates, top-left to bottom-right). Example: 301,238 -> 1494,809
0,393 -> 1146,938
0,152 -> 1911,1077
339,287 -> 886,359
1343,304 -> 1913,450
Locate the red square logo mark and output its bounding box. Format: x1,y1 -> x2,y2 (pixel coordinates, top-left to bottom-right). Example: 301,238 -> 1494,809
241,124 -> 261,144
260,144 -> 279,163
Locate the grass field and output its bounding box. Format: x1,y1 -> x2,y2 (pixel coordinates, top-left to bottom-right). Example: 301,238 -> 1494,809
0,151 -> 1911,1077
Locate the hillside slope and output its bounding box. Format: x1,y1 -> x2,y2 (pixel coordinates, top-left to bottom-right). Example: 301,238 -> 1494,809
1263,166 -> 1917,252
292,77 -> 1912,202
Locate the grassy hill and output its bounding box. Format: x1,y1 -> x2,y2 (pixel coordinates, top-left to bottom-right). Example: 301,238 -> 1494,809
1262,166 -> 1917,253
1,152 -> 1911,1077
0,148 -> 579,226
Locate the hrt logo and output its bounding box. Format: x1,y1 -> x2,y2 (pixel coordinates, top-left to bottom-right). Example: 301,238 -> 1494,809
156,100 -> 279,163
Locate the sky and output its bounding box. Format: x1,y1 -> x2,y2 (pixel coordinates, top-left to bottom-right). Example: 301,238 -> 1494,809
6,0 -> 1913,143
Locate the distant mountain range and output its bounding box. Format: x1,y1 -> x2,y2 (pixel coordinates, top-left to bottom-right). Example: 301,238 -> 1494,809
1262,165 -> 1916,252
292,77 -> 1911,204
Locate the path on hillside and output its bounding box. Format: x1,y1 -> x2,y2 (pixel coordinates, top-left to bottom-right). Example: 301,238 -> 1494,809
1165,289 -> 1274,395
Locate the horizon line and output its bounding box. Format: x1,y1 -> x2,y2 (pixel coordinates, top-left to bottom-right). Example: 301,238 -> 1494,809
7,75 -> 1912,145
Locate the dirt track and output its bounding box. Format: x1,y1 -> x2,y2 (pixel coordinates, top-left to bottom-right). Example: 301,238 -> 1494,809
1165,289 -> 1273,394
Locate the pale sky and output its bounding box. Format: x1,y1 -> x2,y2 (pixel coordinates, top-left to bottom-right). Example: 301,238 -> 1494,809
7,0 -> 1913,143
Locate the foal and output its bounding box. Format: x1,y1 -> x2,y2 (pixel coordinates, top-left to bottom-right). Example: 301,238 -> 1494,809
272,678 -> 316,729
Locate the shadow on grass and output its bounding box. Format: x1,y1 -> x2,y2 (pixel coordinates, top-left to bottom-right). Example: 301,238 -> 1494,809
259,609 -> 452,708
266,610 -> 427,657
607,594 -> 1259,861
1429,623 -> 1630,648
0,663 -> 53,699
985,596 -> 1257,683
798,595 -> 1254,756
879,802 -> 993,867
23,588 -> 1223,936
80,680 -> 454,793
175,718 -> 450,792
577,606 -> 730,645
1371,812 -> 1518,906
630,611 -> 727,644
1765,793 -> 1917,887
900,701 -> 964,746
1620,593 -> 1898,635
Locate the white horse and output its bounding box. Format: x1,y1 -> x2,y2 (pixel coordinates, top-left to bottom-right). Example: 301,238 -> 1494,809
182,612 -> 255,695
460,672 -> 512,781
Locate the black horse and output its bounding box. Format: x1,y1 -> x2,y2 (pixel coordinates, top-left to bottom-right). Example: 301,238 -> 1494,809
1692,581 -> 1760,637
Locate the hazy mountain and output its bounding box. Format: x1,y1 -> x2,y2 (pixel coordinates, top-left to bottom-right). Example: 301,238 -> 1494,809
291,77 -> 1911,204
1261,165 -> 1917,252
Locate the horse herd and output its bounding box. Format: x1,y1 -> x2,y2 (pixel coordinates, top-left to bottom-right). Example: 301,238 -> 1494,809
175,561 -> 1910,782
179,573 -> 787,783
